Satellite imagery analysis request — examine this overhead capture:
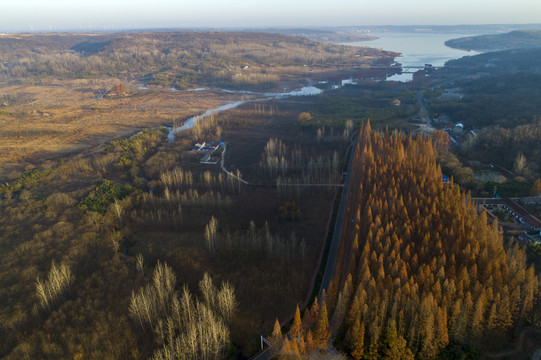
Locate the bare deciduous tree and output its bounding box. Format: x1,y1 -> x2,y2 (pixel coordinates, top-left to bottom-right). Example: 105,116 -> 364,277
136,253 -> 144,275
35,261 -> 74,310
199,272 -> 217,309
130,268 -> 234,360
513,152 -> 527,175
205,216 -> 218,256
217,281 -> 237,323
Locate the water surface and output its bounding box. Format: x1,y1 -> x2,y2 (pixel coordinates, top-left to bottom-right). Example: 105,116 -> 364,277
345,32 -> 479,81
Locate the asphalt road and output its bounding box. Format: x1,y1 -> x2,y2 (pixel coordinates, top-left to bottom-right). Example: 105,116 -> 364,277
318,139 -> 357,299
250,139 -> 358,360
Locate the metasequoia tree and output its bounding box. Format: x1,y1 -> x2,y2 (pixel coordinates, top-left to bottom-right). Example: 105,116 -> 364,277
289,305 -> 303,341
531,179 -> 541,196
317,123 -> 539,358
313,302 -> 331,350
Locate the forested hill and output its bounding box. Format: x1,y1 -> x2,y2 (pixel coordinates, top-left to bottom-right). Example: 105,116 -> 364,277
445,30 -> 541,51
0,31 -> 394,88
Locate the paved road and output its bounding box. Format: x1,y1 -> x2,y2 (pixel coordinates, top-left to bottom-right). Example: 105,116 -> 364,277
250,140 -> 358,360
318,138 -> 357,299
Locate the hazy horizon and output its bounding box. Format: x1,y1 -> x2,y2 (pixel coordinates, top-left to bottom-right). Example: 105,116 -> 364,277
2,0 -> 541,33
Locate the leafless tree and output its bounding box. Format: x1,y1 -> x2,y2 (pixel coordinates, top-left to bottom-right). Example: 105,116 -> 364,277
205,216 -> 218,256
217,281 -> 237,323
35,261 -> 74,310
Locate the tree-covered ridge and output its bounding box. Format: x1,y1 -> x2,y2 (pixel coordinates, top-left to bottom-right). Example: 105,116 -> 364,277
445,30 -> 541,51
327,123 -> 539,358
0,31 -> 394,87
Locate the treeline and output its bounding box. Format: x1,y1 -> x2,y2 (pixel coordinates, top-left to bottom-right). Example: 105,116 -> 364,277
428,73 -> 541,129
323,123 -> 540,358
259,138 -> 341,188
0,31 -> 394,87
459,122 -> 541,180
129,164 -> 243,231
444,48 -> 541,77
270,299 -> 333,358
304,90 -> 418,129
445,30 -> 541,52
203,218 -> 307,264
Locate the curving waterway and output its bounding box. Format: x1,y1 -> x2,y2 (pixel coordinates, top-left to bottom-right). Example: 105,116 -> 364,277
165,86 -> 324,142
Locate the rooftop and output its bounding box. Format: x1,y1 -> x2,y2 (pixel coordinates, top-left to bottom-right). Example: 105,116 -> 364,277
503,198 -> 541,229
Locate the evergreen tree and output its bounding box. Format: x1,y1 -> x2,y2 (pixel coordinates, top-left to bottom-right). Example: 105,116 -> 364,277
349,318 -> 365,360
271,318 -> 282,345
313,302 -> 331,349
289,124 -> 540,358
289,305 -> 303,341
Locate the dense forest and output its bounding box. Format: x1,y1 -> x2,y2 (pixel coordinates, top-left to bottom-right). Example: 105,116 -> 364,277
445,30 -> 541,51
428,73 -> 541,130
0,31 -> 395,89
426,47 -> 541,193
277,123 -> 541,358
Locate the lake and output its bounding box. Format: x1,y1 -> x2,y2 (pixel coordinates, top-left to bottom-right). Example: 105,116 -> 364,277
344,32 -> 480,81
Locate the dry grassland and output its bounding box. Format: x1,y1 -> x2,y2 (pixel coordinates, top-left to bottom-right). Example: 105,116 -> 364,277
0,79 -> 254,180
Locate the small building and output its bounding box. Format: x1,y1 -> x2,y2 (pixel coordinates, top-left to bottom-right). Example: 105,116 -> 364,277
453,123 -> 464,133
391,99 -> 401,107
442,174 -> 450,184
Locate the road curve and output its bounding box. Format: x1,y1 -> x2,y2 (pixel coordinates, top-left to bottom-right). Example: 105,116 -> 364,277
220,143 -> 249,185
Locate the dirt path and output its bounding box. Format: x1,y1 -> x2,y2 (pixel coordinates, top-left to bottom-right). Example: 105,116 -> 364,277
220,143 -> 249,185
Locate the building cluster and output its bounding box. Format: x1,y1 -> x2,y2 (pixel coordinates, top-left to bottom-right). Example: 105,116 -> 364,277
479,197 -> 541,245
190,141 -> 224,164
502,198 -> 541,235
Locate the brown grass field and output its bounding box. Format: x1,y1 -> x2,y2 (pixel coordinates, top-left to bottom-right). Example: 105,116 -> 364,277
0,79 -> 259,180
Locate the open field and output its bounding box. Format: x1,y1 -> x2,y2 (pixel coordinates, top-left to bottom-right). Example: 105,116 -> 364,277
0,80 -> 257,180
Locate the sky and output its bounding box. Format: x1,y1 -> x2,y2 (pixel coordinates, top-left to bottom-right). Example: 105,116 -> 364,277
1,0 -> 541,33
